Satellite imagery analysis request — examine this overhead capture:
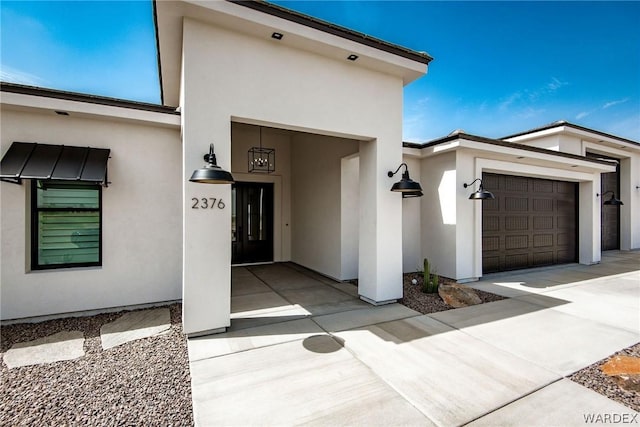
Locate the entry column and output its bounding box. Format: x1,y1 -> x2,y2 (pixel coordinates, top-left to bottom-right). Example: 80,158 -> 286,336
182,116 -> 232,336
358,138 -> 404,304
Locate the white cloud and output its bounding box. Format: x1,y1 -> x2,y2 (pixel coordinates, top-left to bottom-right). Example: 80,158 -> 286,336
576,111 -> 591,120
499,92 -> 522,110
0,65 -> 45,86
546,77 -> 568,91
603,98 -> 629,109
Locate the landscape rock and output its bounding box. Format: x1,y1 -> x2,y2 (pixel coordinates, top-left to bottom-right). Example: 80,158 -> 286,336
4,330 -> 85,369
612,375 -> 640,393
438,283 -> 482,308
600,355 -> 640,376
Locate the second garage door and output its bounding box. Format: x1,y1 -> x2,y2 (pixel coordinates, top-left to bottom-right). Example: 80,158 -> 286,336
482,173 -> 577,274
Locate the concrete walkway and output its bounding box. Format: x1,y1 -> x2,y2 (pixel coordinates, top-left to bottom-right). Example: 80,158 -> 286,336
188,252 -> 640,426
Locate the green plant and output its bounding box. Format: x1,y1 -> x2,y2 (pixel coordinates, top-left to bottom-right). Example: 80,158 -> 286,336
421,258 -> 439,293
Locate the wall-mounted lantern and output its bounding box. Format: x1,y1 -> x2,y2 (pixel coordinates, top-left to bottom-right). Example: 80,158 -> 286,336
388,163 -> 423,196
598,190 -> 624,206
463,178 -> 494,200
189,144 -> 235,184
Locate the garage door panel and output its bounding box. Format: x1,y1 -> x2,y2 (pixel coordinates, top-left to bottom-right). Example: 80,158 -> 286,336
532,251 -> 554,265
533,198 -> 553,211
533,216 -> 553,230
505,216 -> 528,230
505,235 -> 528,250
533,179 -> 553,193
505,176 -> 528,192
483,216 -> 500,231
533,234 -> 553,248
505,253 -> 529,270
482,173 -> 577,274
505,197 -> 528,211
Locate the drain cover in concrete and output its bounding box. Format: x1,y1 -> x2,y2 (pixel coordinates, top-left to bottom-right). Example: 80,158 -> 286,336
100,307 -> 170,350
4,330 -> 85,369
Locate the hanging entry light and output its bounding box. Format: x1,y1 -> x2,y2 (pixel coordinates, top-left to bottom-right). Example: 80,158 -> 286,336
463,178 -> 495,200
599,190 -> 624,206
248,127 -> 275,173
189,143 -> 235,184
387,163 -> 423,195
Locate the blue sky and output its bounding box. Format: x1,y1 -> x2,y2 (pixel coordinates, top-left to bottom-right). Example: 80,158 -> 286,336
2,1 -> 638,142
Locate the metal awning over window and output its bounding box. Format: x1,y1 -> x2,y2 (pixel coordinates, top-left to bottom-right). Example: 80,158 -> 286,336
0,142 -> 110,186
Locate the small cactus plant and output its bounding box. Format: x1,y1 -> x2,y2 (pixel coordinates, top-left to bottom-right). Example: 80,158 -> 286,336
422,258 -> 439,293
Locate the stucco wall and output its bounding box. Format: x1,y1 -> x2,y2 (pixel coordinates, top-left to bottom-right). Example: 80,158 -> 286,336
1,108 -> 182,320
291,133 -> 358,280
419,151 -> 457,280
401,156 -> 422,273
583,142 -> 640,251
340,155 -> 359,280
181,17 -> 405,333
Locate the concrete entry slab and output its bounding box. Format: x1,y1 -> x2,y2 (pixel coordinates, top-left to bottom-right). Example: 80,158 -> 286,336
190,336 -> 435,426
469,379 -> 638,426
430,298 -> 640,376
100,307 -> 170,350
335,315 -> 559,426
4,330 -> 85,369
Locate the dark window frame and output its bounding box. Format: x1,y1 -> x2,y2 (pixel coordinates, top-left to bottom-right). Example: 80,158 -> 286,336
31,180 -> 103,270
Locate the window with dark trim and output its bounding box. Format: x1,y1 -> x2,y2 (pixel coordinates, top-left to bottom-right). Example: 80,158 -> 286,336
31,180 -> 102,270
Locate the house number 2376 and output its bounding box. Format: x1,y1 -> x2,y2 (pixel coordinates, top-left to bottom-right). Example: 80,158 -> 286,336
191,198 -> 225,209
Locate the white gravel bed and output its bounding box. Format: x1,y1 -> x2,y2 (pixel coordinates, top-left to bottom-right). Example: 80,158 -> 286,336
1,303 -> 193,426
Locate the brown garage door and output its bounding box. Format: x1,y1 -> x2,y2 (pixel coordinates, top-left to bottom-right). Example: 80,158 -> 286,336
482,173 -> 577,273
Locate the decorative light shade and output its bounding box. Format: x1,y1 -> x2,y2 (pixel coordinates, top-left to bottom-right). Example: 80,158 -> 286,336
388,163 -> 423,195
402,190 -> 423,199
189,144 -> 234,184
464,178 -> 495,200
248,127 -> 275,174
601,191 -> 624,206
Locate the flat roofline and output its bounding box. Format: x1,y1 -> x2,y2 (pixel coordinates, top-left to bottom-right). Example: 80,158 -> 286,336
502,120 -> 639,146
0,83 -> 180,115
403,132 -> 616,166
232,0 -> 433,65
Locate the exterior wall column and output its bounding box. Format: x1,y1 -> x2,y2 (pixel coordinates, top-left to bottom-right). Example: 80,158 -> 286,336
181,108 -> 232,336
358,138 -> 403,304
579,177 -> 600,264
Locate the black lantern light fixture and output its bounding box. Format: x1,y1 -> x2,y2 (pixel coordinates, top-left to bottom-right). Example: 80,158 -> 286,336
463,178 -> 495,200
189,143 -> 235,184
388,163 -> 423,196
248,127 -> 275,174
599,190 -> 624,206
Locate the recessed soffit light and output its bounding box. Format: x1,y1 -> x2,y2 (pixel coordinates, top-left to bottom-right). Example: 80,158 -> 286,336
347,54 -> 358,61
55,111 -> 69,116
271,32 -> 283,40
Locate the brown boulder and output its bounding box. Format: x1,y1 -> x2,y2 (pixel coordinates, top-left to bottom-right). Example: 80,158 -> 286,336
600,356 -> 640,376
438,283 -> 482,308
613,375 -> 640,393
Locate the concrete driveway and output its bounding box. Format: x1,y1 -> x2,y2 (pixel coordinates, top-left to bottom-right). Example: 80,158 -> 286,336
188,252 -> 639,426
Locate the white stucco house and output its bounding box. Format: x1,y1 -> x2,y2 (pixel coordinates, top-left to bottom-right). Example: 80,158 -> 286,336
2,0 -> 639,336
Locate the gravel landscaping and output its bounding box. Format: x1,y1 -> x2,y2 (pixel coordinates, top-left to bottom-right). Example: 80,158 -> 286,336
399,272 -> 506,315
0,303 -> 192,426
570,342 -> 640,412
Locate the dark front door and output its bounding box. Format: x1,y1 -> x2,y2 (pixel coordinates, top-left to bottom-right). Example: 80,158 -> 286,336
232,182 -> 274,264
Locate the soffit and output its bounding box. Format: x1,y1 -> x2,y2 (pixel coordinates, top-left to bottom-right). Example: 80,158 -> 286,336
155,0 -> 429,106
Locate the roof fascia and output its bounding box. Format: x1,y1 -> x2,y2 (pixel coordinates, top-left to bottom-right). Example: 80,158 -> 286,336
503,121 -> 639,148
232,1 -> 432,64
1,85 -> 181,128
403,133 -> 617,173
